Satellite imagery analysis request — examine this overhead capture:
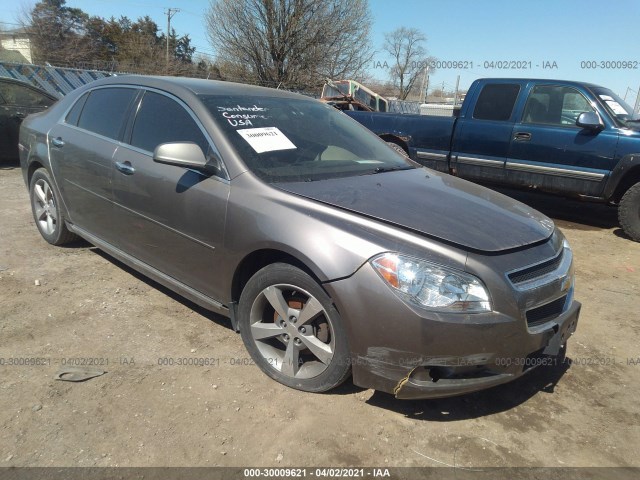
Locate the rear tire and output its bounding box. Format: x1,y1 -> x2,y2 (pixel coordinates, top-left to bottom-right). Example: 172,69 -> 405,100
29,168 -> 77,246
618,182 -> 640,242
238,263 -> 351,392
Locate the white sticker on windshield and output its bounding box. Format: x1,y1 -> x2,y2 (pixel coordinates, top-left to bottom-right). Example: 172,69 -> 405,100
599,95 -> 614,101
605,100 -> 627,115
237,127 -> 297,154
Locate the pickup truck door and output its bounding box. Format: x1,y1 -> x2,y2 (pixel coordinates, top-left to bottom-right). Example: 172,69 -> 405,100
506,84 -> 618,197
451,83 -> 521,183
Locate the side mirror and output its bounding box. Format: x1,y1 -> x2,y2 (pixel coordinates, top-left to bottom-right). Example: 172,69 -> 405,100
576,111 -> 603,130
153,142 -> 223,175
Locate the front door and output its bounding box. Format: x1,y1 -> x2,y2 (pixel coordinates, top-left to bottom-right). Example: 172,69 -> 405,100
110,90 -> 229,299
506,84 -> 619,197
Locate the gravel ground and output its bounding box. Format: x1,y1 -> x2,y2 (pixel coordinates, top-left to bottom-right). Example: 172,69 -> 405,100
0,164 -> 639,469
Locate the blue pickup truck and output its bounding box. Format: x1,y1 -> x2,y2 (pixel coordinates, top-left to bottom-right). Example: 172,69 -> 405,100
347,78 -> 640,241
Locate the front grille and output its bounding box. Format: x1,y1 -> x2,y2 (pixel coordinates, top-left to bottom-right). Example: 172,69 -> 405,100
526,295 -> 567,327
508,250 -> 564,285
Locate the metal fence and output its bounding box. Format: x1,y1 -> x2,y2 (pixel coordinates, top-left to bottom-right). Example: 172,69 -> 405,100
0,61 -> 113,98
388,100 -> 420,114
389,99 -> 461,116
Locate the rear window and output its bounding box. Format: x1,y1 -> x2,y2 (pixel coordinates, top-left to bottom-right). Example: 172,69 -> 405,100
65,92 -> 89,126
77,88 -> 137,140
473,84 -> 520,121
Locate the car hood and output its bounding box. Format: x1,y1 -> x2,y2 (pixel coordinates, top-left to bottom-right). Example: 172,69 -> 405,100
274,168 -> 554,253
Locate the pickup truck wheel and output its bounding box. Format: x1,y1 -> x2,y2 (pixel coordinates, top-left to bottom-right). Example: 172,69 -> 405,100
238,263 -> 351,392
29,168 -> 78,246
386,141 -> 409,158
618,182 -> 640,242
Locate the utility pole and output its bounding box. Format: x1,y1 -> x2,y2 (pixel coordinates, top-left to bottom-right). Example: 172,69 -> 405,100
165,7 -> 180,71
453,75 -> 460,106
419,66 -> 428,104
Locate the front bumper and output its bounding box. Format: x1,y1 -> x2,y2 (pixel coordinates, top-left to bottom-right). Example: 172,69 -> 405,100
323,262 -> 580,400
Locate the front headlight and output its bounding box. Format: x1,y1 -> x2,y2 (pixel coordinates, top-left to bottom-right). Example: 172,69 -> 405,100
370,253 -> 491,313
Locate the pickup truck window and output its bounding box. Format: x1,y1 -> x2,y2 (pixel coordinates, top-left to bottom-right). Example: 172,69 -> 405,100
523,85 -> 594,126
472,84 -> 520,121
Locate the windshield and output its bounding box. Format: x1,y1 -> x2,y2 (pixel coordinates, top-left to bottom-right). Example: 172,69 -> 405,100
200,95 -> 413,183
591,87 -> 639,126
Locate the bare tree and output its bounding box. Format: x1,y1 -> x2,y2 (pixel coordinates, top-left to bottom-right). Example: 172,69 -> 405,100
383,27 -> 433,100
205,0 -> 374,90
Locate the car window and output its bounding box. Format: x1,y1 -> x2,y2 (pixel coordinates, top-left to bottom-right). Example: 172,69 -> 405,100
523,85 -> 595,126
200,94 -> 413,183
77,88 -> 137,140
130,91 -> 209,154
65,92 -> 89,126
472,84 -> 520,121
0,82 -> 54,108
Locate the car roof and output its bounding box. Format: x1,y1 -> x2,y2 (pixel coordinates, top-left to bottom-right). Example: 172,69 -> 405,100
88,75 -> 310,101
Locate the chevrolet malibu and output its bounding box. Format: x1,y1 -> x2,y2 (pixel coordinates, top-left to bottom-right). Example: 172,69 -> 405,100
19,76 -> 580,399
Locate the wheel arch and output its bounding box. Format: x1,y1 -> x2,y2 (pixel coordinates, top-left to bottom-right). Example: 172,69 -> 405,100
612,166 -> 640,203
27,157 -> 46,186
378,134 -> 410,155
605,154 -> 640,202
230,248 -> 326,304
228,248 -> 328,332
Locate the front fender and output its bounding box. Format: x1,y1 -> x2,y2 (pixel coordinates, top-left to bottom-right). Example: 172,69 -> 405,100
219,173 -> 468,303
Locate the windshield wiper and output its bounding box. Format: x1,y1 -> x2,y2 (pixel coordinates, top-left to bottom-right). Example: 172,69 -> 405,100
369,165 -> 414,174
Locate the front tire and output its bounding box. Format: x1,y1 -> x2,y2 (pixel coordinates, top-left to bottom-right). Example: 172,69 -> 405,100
618,182 -> 640,242
29,168 -> 77,245
238,263 -> 351,392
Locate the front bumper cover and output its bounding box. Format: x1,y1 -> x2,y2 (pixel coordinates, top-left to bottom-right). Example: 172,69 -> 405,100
323,262 -> 580,400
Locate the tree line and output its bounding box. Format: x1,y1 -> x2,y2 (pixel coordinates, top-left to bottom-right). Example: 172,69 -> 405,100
16,0 -> 435,98
22,0 -> 201,76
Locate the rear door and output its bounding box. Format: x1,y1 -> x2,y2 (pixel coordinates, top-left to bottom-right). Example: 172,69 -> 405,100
111,90 -> 229,299
451,82 -> 521,183
506,84 -> 618,196
48,87 -> 139,241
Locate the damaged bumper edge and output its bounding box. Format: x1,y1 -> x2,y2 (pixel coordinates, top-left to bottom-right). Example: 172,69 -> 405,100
343,301 -> 580,400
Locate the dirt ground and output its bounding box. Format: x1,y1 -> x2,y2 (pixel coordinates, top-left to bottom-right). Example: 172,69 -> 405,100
1,163 -> 639,470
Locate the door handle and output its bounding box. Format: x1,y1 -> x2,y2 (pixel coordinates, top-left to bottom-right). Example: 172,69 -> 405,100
115,161 -> 136,175
51,137 -> 65,148
514,132 -> 532,142
13,111 -> 26,119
